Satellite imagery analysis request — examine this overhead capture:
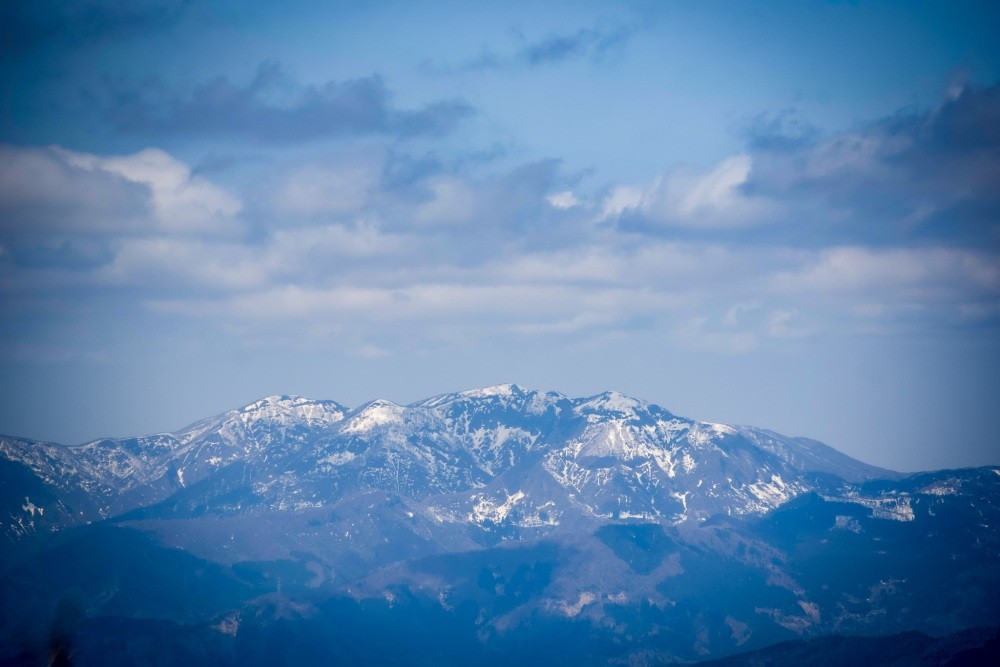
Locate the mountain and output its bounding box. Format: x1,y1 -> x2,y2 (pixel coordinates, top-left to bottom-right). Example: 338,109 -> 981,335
0,385 -> 997,665
697,626 -> 1000,666
0,385 -> 898,536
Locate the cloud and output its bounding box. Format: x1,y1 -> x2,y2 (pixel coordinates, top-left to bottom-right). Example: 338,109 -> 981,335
272,164 -> 376,218
57,147 -> 241,234
602,155 -> 780,228
0,143 -> 244,292
772,246 -> 1000,297
600,186 -> 643,220
520,25 -> 635,67
109,61 -> 475,142
765,309 -> 812,338
723,301 -> 761,328
0,144 -> 240,240
149,280 -> 682,349
0,145 -> 151,236
744,83 -> 1000,246
413,177 -> 478,227
87,220 -> 407,293
740,111 -> 821,153
4,88 -> 1000,363
266,221 -> 407,265
377,158 -> 567,250
547,191 -> 581,210
600,83 -> 1000,246
95,237 -> 267,291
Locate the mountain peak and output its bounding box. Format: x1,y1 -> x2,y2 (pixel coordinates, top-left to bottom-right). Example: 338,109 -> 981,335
340,399 -> 407,434
227,394 -> 349,430
575,390 -> 649,415
459,383 -> 527,398
241,394 -> 307,410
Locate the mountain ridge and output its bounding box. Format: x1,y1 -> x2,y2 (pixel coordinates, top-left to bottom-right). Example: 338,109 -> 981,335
1,384 -> 997,665
0,384 -> 964,548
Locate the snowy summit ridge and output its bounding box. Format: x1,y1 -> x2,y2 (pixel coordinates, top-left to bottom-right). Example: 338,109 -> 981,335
0,384 -> 910,541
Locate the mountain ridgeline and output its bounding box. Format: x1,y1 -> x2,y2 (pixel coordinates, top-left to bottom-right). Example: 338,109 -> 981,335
1,385 -> 997,665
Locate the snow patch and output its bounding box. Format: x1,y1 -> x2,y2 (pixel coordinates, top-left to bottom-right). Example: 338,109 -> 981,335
919,480 -> 958,496
557,592 -> 595,617
671,491 -> 689,512
575,391 -> 646,415
709,423 -> 738,436
342,400 -> 405,433
834,515 -> 862,533
319,451 -> 357,466
459,384 -> 523,399
471,490 -> 525,524
22,498 -> 43,517
827,493 -> 915,521
747,474 -> 795,508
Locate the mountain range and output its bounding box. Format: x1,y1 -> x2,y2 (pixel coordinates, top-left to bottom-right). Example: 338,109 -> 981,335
1,385 -> 997,665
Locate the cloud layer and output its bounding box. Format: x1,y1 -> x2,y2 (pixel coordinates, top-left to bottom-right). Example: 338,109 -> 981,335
603,84 -> 1000,246
2,84 -> 998,363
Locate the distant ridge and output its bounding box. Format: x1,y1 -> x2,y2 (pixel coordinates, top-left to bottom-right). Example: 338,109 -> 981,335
697,626 -> 1000,666
1,384 -> 900,539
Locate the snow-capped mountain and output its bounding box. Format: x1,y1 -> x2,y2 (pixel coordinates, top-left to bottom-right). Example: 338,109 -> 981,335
1,385 -> 997,665
1,384 -> 899,539
0,395 -> 349,537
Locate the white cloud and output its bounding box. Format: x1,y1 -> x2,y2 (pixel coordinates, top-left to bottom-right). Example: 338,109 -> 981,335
87,219 -> 405,292
600,185 -> 643,219
272,164 -> 374,217
665,154 -> 752,217
547,190 -> 581,209
56,147 -> 242,234
772,246 -> 1000,295
601,154 -> 779,227
4,137 -> 998,360
723,300 -> 761,327
149,280 -> 682,342
268,220 -> 406,265
97,238 -> 267,290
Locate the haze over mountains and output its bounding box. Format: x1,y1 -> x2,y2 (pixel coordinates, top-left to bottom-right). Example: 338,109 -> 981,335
1,385 -> 998,665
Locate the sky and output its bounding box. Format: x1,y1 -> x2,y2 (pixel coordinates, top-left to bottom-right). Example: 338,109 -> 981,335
1,0 -> 998,472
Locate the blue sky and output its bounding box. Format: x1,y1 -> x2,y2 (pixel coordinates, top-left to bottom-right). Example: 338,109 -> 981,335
1,0 -> 998,471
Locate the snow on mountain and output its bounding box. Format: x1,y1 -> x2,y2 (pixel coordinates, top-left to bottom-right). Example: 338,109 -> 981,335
0,385 -> 926,541
1,395 -> 351,537
3,387 -> 998,667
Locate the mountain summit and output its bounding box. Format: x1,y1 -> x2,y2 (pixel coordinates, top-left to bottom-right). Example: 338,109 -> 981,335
1,385 -> 896,537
